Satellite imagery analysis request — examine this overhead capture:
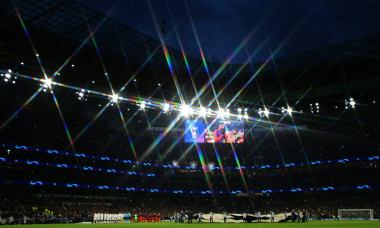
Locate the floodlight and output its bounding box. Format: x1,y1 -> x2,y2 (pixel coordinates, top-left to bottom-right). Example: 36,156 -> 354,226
163,103 -> 170,113
259,108 -> 269,118
140,101 -> 146,110
111,94 -> 119,103
225,109 -> 231,118
286,107 -> 293,115
264,108 -> 269,117
180,105 -> 192,117
199,107 -> 206,117
217,108 -> 225,118
349,98 -> 356,109
42,78 -> 52,88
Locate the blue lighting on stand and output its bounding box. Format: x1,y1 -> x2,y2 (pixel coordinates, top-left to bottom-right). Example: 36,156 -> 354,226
357,185 -> 370,189
4,179 -> 378,195
285,163 -> 295,167
0,157 -> 155,177
15,145 -> 28,150
322,187 -> 335,191
75,154 -> 86,157
2,143 -> 379,171
26,161 -> 39,165
67,183 -> 78,188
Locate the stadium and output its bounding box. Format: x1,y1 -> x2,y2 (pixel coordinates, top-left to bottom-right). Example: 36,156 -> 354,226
0,0 -> 379,227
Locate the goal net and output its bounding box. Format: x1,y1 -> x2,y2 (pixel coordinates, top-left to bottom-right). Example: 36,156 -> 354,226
338,209 -> 373,220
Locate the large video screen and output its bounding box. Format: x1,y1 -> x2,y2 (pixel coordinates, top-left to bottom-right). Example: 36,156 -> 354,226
185,120 -> 244,143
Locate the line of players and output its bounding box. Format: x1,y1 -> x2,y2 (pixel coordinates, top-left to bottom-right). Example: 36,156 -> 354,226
93,213 -> 124,223
93,213 -> 161,223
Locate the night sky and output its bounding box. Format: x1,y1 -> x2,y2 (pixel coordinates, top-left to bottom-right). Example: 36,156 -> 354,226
79,0 -> 380,64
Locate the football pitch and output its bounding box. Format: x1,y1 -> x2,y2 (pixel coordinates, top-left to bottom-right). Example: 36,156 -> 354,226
20,221 -> 379,228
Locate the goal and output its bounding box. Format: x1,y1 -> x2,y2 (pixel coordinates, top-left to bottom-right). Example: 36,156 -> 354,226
338,209 -> 373,220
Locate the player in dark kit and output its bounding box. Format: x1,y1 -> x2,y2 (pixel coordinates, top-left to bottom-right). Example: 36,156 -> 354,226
187,211 -> 192,223
291,209 -> 296,222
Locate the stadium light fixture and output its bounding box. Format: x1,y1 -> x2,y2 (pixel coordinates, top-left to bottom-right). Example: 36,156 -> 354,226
78,92 -> 84,99
180,105 -> 192,117
207,108 -> 212,116
163,103 -> 170,113
259,107 -> 269,118
76,89 -> 87,101
287,107 -> 293,116
42,78 -> 52,88
111,93 -> 119,103
225,109 -> 231,118
139,101 -> 146,110
310,102 -> 319,113
264,108 -> 269,117
42,78 -> 53,92
199,107 -> 207,117
345,98 -> 356,109
282,106 -> 293,116
217,108 -> 225,118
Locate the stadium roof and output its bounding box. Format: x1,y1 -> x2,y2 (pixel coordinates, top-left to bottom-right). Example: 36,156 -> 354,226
1,0 -> 380,76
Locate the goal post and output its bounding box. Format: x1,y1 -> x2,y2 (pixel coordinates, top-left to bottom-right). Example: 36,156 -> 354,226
338,209 -> 373,220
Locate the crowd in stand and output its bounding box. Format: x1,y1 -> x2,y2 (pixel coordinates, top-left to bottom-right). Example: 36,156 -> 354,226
0,189 -> 378,224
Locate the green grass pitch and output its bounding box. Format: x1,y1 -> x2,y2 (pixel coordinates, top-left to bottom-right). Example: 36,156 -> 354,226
20,221 -> 379,228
